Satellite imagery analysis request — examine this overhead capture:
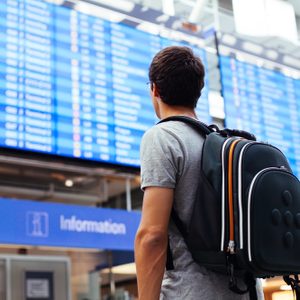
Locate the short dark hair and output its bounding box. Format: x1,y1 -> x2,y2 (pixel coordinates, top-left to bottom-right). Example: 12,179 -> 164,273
149,46 -> 205,108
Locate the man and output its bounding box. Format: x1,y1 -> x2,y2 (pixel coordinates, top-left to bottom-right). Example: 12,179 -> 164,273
134,46 -> 264,299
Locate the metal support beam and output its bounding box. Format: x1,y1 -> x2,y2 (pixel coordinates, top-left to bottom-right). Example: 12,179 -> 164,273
0,155 -> 136,179
126,178 -> 132,211
212,0 -> 220,31
97,178 -> 109,203
188,0 -> 208,23
107,251 -> 116,298
0,185 -> 102,203
6,258 -> 11,300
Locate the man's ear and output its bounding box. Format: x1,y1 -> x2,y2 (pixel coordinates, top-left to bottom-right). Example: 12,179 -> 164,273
152,83 -> 160,98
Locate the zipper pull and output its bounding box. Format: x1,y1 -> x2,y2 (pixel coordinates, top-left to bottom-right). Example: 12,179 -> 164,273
227,240 -> 235,254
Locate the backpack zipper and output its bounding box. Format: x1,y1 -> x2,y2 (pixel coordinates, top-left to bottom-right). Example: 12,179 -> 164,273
237,143 -> 286,250
247,166 -> 286,261
237,142 -> 257,250
227,139 -> 241,254
221,137 -> 235,251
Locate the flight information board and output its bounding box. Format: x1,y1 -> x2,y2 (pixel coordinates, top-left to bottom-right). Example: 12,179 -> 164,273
0,0 -> 211,168
220,55 -> 300,177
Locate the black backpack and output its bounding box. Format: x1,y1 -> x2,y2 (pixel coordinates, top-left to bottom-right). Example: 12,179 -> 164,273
159,116 -> 300,299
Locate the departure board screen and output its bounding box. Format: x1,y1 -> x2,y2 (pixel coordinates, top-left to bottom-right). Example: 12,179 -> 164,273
0,0 -> 211,168
220,55 -> 300,177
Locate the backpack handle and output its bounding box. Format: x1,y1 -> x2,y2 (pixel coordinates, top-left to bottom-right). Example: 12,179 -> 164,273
219,129 -> 256,141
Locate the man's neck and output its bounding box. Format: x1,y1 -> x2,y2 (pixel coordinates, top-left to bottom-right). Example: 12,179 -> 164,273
159,105 -> 197,120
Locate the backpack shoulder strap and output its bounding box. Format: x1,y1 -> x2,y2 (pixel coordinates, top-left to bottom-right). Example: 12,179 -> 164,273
158,116 -> 256,141
166,208 -> 186,271
157,116 -> 213,137
158,116 -> 212,270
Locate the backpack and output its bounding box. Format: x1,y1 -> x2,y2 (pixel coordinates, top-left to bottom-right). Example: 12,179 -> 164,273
159,116 -> 300,300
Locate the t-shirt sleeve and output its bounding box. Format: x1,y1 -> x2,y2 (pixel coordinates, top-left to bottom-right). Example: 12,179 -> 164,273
140,126 -> 185,191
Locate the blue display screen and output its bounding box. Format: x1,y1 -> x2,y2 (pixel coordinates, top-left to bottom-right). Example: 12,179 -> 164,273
0,0 -> 211,168
220,55 -> 300,177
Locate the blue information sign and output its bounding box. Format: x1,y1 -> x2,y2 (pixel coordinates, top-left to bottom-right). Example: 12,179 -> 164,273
220,55 -> 300,178
0,0 -> 211,167
0,198 -> 141,250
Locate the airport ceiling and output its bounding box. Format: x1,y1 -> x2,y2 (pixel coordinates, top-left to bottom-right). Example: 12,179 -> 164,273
128,0 -> 300,19
88,0 -> 300,57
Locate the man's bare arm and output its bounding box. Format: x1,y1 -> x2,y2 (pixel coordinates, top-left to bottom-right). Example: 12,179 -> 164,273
134,187 -> 174,300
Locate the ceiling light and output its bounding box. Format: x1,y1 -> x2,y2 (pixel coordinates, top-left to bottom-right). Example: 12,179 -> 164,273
266,50 -> 279,60
156,14 -> 170,23
242,42 -> 263,54
89,0 -> 134,12
44,0 -> 65,4
221,34 -> 237,46
136,22 -> 160,35
76,1 -> 125,22
65,179 -> 74,187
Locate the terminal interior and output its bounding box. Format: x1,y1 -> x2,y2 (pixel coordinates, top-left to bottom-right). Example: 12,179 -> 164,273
0,0 -> 300,299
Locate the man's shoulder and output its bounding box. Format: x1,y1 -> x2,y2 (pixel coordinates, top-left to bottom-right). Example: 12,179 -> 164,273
142,121 -> 182,142
144,121 -> 193,138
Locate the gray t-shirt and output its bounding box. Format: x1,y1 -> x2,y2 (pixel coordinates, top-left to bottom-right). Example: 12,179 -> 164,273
140,120 -> 264,300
